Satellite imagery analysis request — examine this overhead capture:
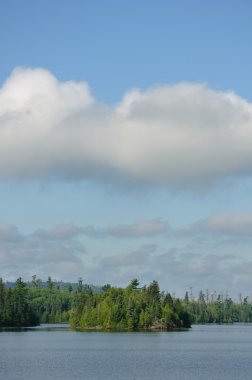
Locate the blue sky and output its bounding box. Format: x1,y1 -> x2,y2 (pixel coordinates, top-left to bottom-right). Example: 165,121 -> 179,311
1,0 -> 252,298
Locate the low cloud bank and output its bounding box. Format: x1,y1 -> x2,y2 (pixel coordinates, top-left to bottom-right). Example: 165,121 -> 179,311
197,212 -> 252,236
32,219 -> 169,240
0,217 -> 251,296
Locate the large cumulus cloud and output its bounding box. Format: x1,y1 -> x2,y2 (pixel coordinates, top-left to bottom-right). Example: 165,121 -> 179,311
1,67 -> 252,189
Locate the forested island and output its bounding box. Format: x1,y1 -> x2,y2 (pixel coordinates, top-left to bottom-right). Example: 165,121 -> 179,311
1,277 -> 252,329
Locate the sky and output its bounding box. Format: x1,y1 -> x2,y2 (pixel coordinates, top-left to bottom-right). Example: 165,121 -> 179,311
1,0 -> 252,298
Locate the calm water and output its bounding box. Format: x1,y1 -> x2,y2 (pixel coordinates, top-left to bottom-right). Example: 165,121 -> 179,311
0,323 -> 252,379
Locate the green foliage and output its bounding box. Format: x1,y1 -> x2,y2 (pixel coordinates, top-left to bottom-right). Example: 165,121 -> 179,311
28,287 -> 74,323
183,290 -> 252,324
0,278 -> 39,327
0,277 -> 77,327
70,280 -> 191,331
46,276 -> 54,291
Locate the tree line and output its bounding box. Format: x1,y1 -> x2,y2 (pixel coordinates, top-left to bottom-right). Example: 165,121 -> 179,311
183,290 -> 252,323
1,277 -> 252,329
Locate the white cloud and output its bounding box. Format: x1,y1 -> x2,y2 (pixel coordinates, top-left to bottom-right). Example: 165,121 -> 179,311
32,223 -> 83,240
106,219 -> 169,237
0,219 -> 167,281
32,219 -> 168,240
0,222 -> 86,281
197,212 -> 252,236
0,223 -> 23,242
101,244 -> 157,268
1,67 -> 252,189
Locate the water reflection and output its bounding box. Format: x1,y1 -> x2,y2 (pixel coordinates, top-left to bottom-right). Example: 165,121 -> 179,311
0,323 -> 70,332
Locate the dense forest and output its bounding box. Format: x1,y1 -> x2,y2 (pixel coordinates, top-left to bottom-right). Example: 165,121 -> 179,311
0,278 -> 39,327
0,277 -> 77,327
183,290 -> 252,323
70,279 -> 191,330
1,277 -> 252,329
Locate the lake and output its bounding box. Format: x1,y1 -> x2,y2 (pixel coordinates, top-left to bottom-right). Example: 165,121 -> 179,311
0,323 -> 252,379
